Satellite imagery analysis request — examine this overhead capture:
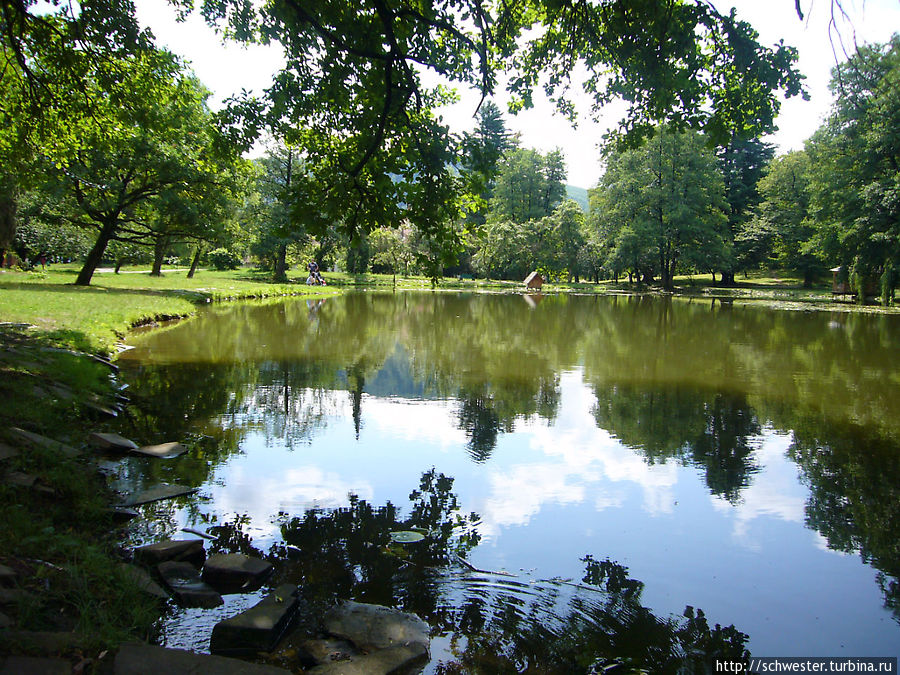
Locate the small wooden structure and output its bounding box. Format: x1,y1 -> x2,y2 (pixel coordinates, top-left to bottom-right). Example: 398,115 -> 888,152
524,271 -> 544,290
831,267 -> 852,298
831,266 -> 879,300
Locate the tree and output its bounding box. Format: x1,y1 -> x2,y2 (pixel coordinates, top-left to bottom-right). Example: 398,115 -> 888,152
370,225 -> 414,286
752,150 -> 819,285
717,136 -> 775,284
460,101 -> 514,224
38,50 -> 242,286
806,35 -> 900,303
489,148 -> 567,224
591,128 -> 728,290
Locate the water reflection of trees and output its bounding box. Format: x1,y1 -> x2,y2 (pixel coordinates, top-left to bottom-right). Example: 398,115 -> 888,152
205,470 -> 748,673
119,292 -> 900,628
788,419 -> 900,623
592,385 -> 761,504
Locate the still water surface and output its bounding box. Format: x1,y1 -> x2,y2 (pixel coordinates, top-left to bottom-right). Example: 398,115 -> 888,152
115,292 -> 900,671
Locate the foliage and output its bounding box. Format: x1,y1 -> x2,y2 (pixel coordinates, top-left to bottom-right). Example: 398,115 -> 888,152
590,127 -> 728,290
489,147 -> 567,224
207,247 -> 242,270
751,150 -> 820,285
805,35 -> 900,303
369,225 -> 414,284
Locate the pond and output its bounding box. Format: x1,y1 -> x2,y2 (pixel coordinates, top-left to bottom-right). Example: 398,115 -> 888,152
114,292 -> 900,672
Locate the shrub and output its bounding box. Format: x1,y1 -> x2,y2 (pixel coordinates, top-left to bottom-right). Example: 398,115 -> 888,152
207,248 -> 241,270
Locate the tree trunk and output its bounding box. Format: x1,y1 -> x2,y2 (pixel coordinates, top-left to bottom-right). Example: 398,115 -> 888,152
274,243 -> 288,282
114,260 -> 123,274
0,181 -> 16,265
187,244 -> 203,278
76,220 -> 117,286
720,270 -> 735,286
150,235 -> 168,276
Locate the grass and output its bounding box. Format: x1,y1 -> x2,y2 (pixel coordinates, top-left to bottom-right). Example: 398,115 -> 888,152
0,264 -> 338,353
0,326 -> 162,657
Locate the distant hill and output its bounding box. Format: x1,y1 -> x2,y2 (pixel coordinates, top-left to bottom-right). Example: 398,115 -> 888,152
565,185 -> 589,212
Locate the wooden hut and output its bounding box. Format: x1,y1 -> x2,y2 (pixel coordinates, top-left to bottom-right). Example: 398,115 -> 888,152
524,271 -> 544,290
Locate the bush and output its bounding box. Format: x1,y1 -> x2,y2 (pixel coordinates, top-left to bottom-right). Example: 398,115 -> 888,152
207,248 -> 241,270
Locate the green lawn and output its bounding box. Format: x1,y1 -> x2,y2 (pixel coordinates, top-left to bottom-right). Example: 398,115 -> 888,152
0,265 -> 336,353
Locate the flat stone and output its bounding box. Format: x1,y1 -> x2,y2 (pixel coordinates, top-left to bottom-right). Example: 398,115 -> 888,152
300,638 -> 358,665
88,431 -> 138,451
131,442 -> 187,459
0,656 -> 71,675
109,507 -> 140,524
118,484 -> 198,507
323,600 -> 430,654
114,644 -> 291,674
0,443 -> 19,461
4,471 -> 36,488
157,561 -> 222,608
133,539 -> 205,567
118,564 -> 169,600
307,645 -> 429,675
0,564 -> 17,586
84,401 -> 118,418
8,427 -> 79,457
202,553 -> 273,592
0,630 -> 84,653
0,588 -> 33,605
210,584 -> 301,656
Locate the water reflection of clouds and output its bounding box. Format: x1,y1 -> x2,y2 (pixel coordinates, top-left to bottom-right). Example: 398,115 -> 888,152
709,430 -> 807,550
476,370 -> 679,537
205,463 -> 374,543
364,397 -> 468,448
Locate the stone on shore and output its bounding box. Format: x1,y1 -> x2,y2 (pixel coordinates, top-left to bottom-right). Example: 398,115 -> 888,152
306,645 -> 429,675
156,561 -> 222,608
323,600 -> 430,654
118,483 -> 198,507
88,432 -> 138,452
118,564 -> 169,600
209,584 -> 301,656
202,553 -> 273,592
0,656 -> 71,675
0,564 -> 17,586
8,427 -> 79,458
114,644 -> 291,675
0,443 -> 19,461
133,539 -> 205,567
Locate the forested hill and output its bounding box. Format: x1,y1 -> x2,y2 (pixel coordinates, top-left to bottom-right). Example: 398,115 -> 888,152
566,185 -> 589,211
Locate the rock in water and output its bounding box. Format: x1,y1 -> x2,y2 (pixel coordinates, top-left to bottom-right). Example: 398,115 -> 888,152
131,442 -> 187,459
156,561 -> 222,608
210,585 -> 301,656
88,432 -> 138,452
113,644 -> 291,674
133,539 -> 205,567
306,645 -> 428,675
202,553 -> 273,592
323,600 -> 430,654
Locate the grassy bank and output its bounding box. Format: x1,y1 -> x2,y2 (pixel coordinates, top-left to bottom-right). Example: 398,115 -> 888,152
0,326 -> 161,660
0,265 -> 338,353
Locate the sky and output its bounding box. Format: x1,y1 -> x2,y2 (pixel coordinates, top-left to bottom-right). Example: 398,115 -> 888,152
133,0 -> 900,188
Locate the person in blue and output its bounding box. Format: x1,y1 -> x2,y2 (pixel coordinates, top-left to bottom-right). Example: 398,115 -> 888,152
307,260 -> 325,285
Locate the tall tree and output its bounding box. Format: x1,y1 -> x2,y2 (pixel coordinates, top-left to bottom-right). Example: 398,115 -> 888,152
460,101 -> 513,223
489,148 -> 567,224
806,35 -> 900,303
591,128 -> 728,291
716,136 -> 775,285
752,150 -> 819,286
39,52 -> 243,285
